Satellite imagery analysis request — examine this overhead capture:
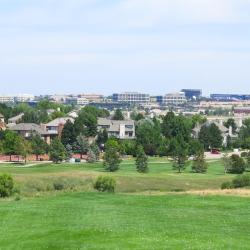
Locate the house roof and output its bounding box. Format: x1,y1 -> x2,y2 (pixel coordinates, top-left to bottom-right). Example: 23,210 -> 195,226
193,121 -> 229,134
8,113 -> 24,123
98,118 -> 135,132
9,123 -> 48,135
98,118 -> 134,126
46,117 -> 74,127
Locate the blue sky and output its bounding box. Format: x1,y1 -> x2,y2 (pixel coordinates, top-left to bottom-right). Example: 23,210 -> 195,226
1,0 -> 250,96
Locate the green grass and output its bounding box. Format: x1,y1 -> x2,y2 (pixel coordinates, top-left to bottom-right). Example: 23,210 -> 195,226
0,192 -> 250,249
0,159 -> 237,195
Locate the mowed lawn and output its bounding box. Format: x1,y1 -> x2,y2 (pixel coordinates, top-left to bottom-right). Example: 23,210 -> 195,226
0,192 -> 250,250
0,159 -> 237,195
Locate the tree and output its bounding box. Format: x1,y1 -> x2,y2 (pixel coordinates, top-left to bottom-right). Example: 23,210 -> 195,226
87,149 -> 97,163
65,144 -> 73,159
222,153 -> 231,174
103,139 -> 121,172
0,174 -> 14,198
162,112 -> 192,143
90,143 -> 100,161
246,153 -> 250,170
75,134 -> 89,159
31,134 -> 48,161
224,118 -> 237,134
136,119 -> 162,156
189,139 -> 204,156
136,145 -> 148,173
198,123 -> 223,150
2,131 -> 20,161
228,154 -> 246,174
96,129 -> 108,146
74,110 -> 97,137
49,138 -> 66,163
17,138 -> 32,164
61,120 -> 76,146
113,109 -> 124,120
170,136 -> 189,173
192,151 -> 207,173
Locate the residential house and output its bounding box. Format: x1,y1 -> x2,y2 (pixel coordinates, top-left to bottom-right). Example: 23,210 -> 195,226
44,117 -> 74,138
0,113 -> 4,123
8,113 -> 24,126
97,118 -> 135,139
9,123 -> 55,144
192,121 -> 233,147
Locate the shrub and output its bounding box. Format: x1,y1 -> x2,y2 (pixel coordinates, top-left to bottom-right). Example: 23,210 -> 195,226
53,182 -> 65,191
228,154 -> 246,174
232,175 -> 250,188
192,153 -> 208,173
241,152 -> 248,158
94,176 -> 116,193
221,182 -> 233,190
0,173 -> 14,198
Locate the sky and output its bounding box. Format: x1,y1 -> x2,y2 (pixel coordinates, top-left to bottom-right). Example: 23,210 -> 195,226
1,0 -> 250,96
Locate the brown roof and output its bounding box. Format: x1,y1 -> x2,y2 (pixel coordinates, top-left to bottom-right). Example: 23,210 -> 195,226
9,123 -> 48,135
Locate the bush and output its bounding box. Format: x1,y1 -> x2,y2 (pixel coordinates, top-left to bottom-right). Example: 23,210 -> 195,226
228,154 -> 246,174
221,182 -> 233,190
94,176 -> 116,193
53,182 -> 65,191
0,173 -> 14,198
241,152 -> 248,158
232,175 -> 250,188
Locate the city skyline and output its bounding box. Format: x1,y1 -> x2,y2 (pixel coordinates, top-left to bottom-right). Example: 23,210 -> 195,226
1,1 -> 250,95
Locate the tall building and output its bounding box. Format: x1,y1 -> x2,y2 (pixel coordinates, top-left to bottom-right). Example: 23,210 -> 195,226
66,97 -> 89,106
112,92 -> 150,104
181,89 -> 202,100
79,94 -> 104,103
0,95 -> 15,104
164,92 -> 187,105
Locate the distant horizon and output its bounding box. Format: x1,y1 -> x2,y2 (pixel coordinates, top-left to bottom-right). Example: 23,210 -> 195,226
1,89 -> 250,98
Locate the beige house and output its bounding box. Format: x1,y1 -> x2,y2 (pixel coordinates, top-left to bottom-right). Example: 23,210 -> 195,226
97,118 -> 135,139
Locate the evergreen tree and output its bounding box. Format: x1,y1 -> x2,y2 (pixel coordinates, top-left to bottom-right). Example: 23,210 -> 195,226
87,149 -> 97,163
170,135 -> 189,173
65,144 -> 73,159
192,151 -> 208,173
198,123 -> 223,150
136,145 -> 148,173
75,134 -> 89,159
228,154 -> 246,174
103,140 -> 121,172
49,138 -> 66,163
113,109 -> 124,120
61,120 -> 76,146
96,129 -> 108,146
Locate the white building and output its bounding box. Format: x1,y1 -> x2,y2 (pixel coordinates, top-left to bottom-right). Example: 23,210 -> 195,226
0,95 -> 15,103
66,97 -> 89,106
113,92 -> 150,104
164,92 -> 187,105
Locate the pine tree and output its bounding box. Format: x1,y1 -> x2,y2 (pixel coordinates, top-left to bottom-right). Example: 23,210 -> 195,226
49,138 -> 66,163
75,134 -> 89,159
136,145 -> 148,173
192,152 -> 208,173
87,149 -> 96,163
103,140 -> 121,172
